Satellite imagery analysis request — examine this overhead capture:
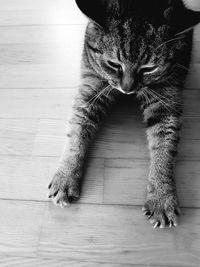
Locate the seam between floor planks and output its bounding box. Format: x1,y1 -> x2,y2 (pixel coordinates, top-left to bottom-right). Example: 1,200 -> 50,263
0,256 -> 179,267
0,198 -> 200,210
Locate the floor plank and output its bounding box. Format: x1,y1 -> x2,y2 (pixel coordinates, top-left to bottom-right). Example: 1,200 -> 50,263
186,64 -> 200,88
0,25 -> 86,45
1,201 -> 200,266
0,42 -> 82,65
0,64 -> 82,89
0,26 -> 85,67
0,200 -> 45,256
38,203 -> 200,266
0,0 -> 87,25
0,89 -> 76,119
0,119 -> 38,156
0,256 -> 143,267
0,156 -> 104,204
103,159 -> 200,208
193,41 -> 200,63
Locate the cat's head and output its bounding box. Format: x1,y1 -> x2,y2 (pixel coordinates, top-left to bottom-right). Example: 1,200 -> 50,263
76,0 -> 200,95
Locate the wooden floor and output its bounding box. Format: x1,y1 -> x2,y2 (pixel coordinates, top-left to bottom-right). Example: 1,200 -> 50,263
1,0 -> 200,266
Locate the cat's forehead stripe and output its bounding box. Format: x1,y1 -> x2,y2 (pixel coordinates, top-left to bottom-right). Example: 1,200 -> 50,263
108,19 -> 158,62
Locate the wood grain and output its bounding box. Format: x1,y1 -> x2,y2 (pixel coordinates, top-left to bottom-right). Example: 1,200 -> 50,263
1,200 -> 200,266
187,64 -> 200,88
38,203 -> 200,266
103,159 -> 200,208
0,89 -> 76,119
0,200 -> 45,256
0,64 -> 82,89
0,0 -> 87,25
0,256 -> 145,267
0,25 -> 86,45
0,119 -> 38,156
0,156 -> 104,204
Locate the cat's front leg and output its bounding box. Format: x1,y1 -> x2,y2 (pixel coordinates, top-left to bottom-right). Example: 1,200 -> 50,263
48,81 -> 114,207
142,100 -> 182,228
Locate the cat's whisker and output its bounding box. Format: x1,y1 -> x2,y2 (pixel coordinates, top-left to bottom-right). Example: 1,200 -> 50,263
154,35 -> 184,52
147,89 -> 173,113
149,83 -> 179,102
147,91 -> 170,112
173,63 -> 190,72
148,89 -> 174,107
143,84 -> 182,113
141,88 -> 152,108
82,90 -> 104,110
87,85 -> 111,110
106,86 -> 114,99
161,82 -> 183,103
88,90 -> 107,110
85,84 -> 110,105
154,87 -> 182,106
148,88 -> 181,114
144,91 -> 152,107
175,25 -> 195,36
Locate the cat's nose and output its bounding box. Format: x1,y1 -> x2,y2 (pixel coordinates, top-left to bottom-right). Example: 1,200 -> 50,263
120,67 -> 135,94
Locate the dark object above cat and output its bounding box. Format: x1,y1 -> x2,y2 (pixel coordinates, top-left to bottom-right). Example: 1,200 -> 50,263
48,0 -> 200,229
76,0 -> 200,34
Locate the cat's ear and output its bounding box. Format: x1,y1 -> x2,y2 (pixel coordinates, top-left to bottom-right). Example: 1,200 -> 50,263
165,1 -> 200,35
75,0 -> 106,28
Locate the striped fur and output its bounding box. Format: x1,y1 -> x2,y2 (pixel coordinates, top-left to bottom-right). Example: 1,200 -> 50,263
48,0 -> 200,227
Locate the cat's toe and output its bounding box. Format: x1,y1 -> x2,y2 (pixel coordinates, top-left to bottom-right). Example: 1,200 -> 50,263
142,196 -> 181,229
52,191 -> 68,206
48,171 -> 80,207
164,204 -> 181,227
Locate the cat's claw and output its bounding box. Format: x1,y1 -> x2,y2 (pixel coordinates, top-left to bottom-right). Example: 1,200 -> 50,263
153,222 -> 160,229
142,195 -> 181,229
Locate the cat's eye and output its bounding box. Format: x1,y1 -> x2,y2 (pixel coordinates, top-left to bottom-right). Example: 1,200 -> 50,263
107,60 -> 122,70
138,64 -> 158,76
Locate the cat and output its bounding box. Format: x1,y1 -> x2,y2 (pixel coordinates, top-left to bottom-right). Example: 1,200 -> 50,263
48,0 -> 200,228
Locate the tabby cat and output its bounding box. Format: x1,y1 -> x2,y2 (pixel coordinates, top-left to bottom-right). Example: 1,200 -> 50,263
48,0 -> 200,228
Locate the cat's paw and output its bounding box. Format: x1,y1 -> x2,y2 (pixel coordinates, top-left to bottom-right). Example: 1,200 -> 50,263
48,170 -> 80,208
142,194 -> 181,229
